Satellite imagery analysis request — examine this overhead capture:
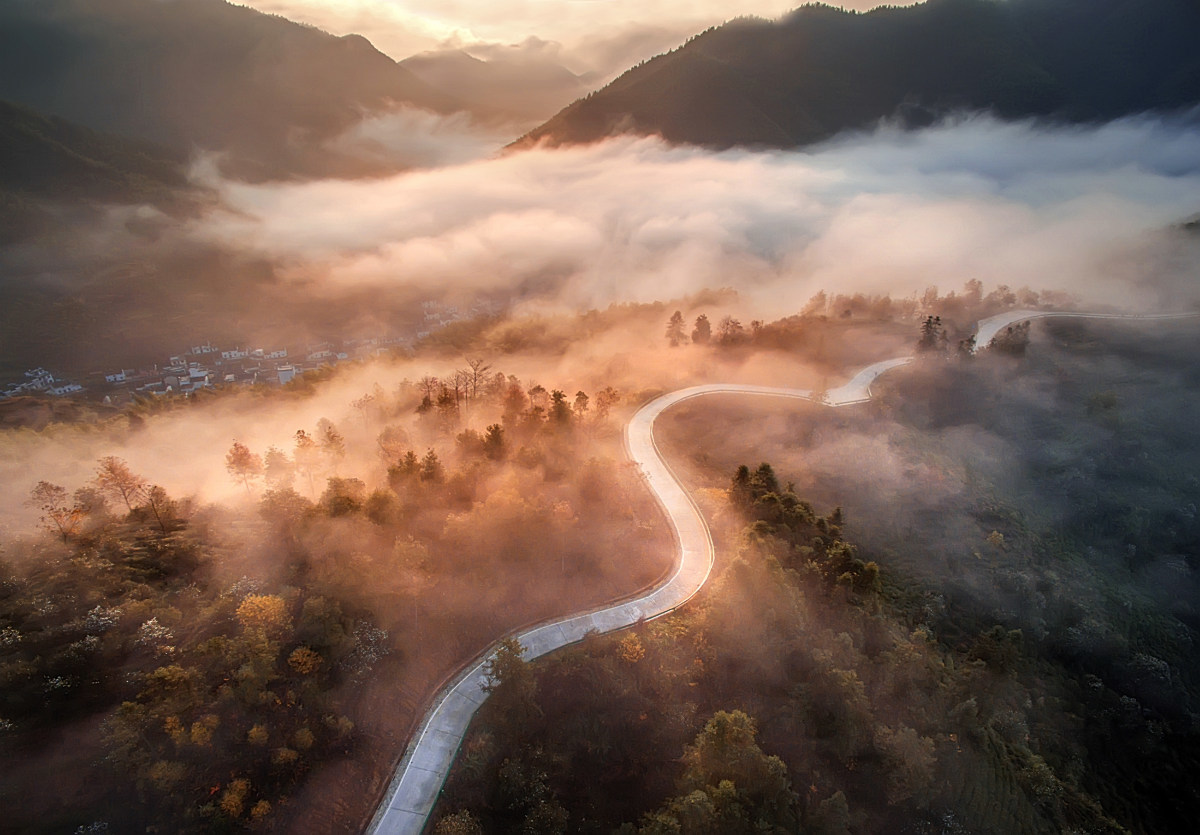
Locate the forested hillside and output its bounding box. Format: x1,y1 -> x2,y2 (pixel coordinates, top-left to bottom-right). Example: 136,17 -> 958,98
520,0 -> 1200,150
0,0 -> 464,179
432,316 -> 1200,834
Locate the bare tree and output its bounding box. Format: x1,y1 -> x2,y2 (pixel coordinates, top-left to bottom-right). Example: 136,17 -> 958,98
451,369 -> 472,407
317,419 -> 346,473
27,481 -> 81,541
418,375 -> 440,400
294,430 -> 321,495
95,456 -> 148,512
143,485 -> 174,535
351,393 -> 376,429
226,441 -> 264,494
465,357 -> 493,399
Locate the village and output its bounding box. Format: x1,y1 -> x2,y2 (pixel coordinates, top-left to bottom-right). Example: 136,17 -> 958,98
0,300 -> 486,404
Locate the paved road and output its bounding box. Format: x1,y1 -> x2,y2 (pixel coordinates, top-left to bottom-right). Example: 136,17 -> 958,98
365,309 -> 1193,835
973,309 -> 1198,351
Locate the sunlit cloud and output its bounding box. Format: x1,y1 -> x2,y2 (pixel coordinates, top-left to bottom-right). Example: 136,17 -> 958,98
193,115 -> 1200,314
234,1 -> 919,70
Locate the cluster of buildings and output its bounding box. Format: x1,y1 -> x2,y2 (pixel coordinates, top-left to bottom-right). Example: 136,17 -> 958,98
0,298 -> 498,405
0,368 -> 84,400
90,335 -> 415,404
0,335 -> 407,405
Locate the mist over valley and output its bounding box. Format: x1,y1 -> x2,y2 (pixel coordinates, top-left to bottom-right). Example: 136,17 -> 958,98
2,2 -> 1200,833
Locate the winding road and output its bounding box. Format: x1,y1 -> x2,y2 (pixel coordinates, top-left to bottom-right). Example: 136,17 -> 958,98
365,309 -> 1196,835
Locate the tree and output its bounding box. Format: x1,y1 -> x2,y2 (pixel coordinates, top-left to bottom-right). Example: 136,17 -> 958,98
436,385 -> 460,429
262,446 -> 294,490
225,441 -> 263,493
873,724 -> 937,806
484,640 -> 530,696
917,315 -> 947,353
237,594 -> 292,637
320,477 -> 366,516
572,391 -> 589,418
666,310 -> 686,347
502,382 -> 530,429
808,791 -> 852,835
483,424 -> 507,460
717,316 -> 746,345
679,710 -> 796,827
377,424 -> 410,463
27,481 -> 81,541
72,485 -> 109,520
483,638 -> 539,730
143,485 -> 175,535
549,390 -> 572,426
456,428 -> 485,457
317,418 -> 346,471
95,456 -> 147,512
452,369 -> 472,407
434,810 -> 484,835
802,290 -> 828,317
691,314 -> 712,344
351,393 -> 377,428
594,386 -> 620,420
293,430 -> 321,495
730,465 -> 753,509
990,320 -> 1031,356
419,449 -> 444,483
388,451 -> 421,490
465,357 -> 493,400
418,375 -> 440,400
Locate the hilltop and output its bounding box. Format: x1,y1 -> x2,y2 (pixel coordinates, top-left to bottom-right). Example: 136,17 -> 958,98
519,0 -> 1200,150
0,0 -> 465,179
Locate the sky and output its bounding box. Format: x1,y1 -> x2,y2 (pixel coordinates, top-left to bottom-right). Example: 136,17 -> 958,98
234,0 -> 918,73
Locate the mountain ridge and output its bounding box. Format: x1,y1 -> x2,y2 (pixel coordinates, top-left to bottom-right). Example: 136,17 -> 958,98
518,0 -> 1200,151
0,0 -> 468,179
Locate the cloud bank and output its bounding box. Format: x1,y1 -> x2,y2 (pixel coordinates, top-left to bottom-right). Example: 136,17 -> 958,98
194,114 -> 1200,315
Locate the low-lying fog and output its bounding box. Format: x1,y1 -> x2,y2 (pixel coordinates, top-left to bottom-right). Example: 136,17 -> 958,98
4,113 -> 1200,535
195,112 -> 1200,313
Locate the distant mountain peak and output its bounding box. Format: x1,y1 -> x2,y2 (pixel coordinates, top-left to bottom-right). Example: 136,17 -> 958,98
0,0 -> 466,180
518,0 -> 1200,151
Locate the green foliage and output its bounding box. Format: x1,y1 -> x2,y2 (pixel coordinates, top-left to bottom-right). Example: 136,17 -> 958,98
435,453 -> 1152,833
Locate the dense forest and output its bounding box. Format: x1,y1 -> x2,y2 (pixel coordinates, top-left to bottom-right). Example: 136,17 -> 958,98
0,353 -> 673,832
4,290 -> 1194,832
430,317 -> 1200,834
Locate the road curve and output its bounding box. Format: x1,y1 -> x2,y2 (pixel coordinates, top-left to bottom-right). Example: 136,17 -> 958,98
973,309 -> 1198,352
365,310 -> 1193,835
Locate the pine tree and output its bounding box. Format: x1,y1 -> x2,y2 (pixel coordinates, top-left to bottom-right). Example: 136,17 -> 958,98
666,310 -> 686,346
